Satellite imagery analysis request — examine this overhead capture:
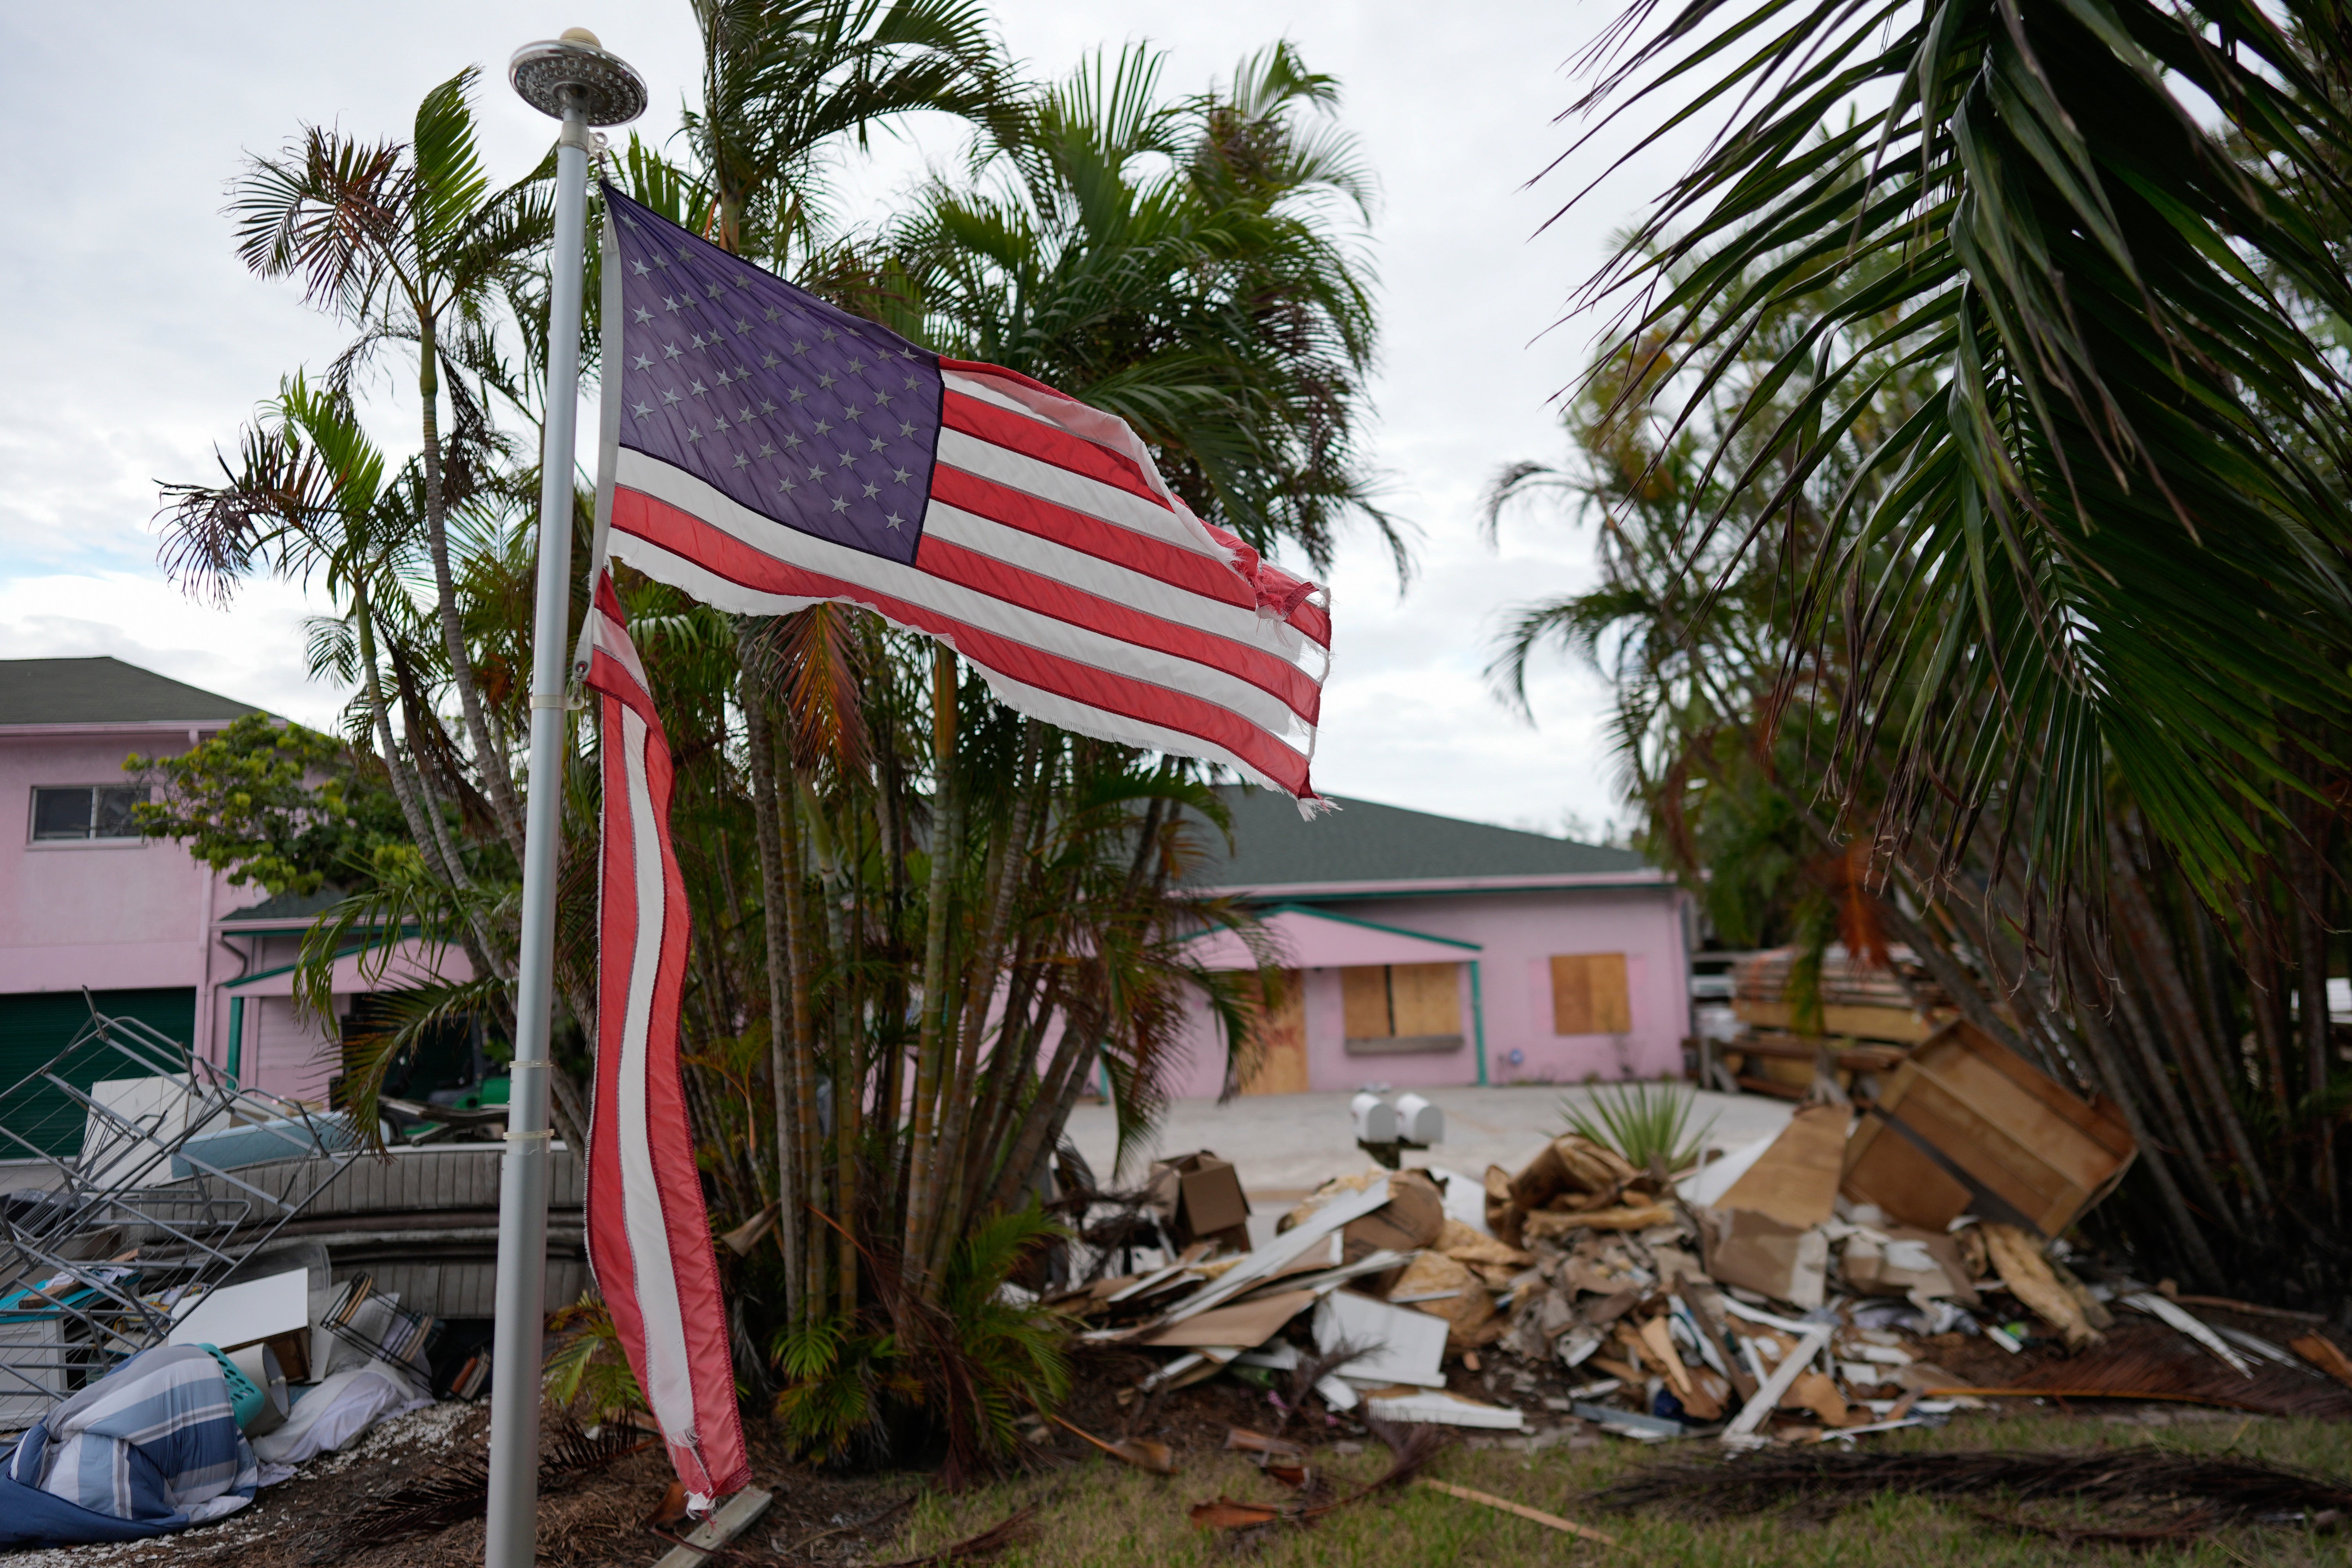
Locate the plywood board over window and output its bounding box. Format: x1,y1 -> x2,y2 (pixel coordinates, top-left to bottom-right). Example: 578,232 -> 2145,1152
1238,971 -> 1310,1096
1550,953 -> 1631,1036
1340,963 -> 1463,1055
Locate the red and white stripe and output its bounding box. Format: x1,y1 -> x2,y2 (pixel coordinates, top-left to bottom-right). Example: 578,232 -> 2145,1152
610,359 -> 1332,805
582,572 -> 751,1503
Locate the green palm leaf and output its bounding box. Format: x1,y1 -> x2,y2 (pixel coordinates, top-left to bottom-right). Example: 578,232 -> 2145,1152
1567,0 -> 2352,905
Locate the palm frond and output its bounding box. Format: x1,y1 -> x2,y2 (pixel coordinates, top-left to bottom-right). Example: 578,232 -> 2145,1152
1561,0 -> 2352,908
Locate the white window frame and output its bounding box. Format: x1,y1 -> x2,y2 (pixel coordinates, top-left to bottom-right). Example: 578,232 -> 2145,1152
27,783 -> 152,847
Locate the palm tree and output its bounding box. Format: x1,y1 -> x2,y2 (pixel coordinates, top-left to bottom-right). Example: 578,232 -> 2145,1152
154,374 -> 595,1150
227,67 -> 553,858
684,0 -> 1009,264
891,42 -> 1398,575
1559,0 -> 2352,911
609,0 -> 1014,1332
159,30 -> 1380,1460
1487,248 -> 2350,1299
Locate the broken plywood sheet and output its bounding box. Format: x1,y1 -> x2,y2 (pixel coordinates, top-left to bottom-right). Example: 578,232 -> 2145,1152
1108,1176 -> 1392,1340
1840,1020 -> 2134,1235
1314,1290 -> 1448,1388
1140,1289 -> 1319,1349
1716,1104 -> 1849,1228
1980,1223 -> 2095,1348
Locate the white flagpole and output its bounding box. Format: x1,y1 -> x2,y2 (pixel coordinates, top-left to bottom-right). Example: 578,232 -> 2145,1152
487,30 -> 644,1568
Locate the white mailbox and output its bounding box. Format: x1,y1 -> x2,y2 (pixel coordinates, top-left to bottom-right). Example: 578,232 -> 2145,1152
1392,1092 -> 1443,1146
1350,1091 -> 1398,1144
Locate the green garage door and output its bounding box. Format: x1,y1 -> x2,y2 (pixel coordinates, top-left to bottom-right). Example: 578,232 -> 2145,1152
0,988 -> 196,1158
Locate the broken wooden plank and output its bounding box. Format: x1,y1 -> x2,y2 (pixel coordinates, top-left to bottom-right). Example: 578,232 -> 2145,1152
1419,1478 -> 1619,1545
2289,1333 -> 2352,1393
652,1486 -> 773,1568
1722,1325 -> 1833,1441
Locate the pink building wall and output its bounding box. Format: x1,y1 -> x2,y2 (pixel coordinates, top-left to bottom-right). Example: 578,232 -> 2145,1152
0,726 -> 264,1060
1161,885 -> 1692,1100
4,720 -> 466,1106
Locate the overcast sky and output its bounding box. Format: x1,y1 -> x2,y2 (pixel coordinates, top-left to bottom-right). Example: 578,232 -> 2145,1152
0,2 -> 1701,840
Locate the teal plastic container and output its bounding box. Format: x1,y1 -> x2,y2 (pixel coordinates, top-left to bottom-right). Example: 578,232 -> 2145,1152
198,1344 -> 266,1431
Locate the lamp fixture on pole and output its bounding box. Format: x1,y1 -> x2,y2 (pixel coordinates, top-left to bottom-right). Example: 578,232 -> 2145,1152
483,29 -> 642,1568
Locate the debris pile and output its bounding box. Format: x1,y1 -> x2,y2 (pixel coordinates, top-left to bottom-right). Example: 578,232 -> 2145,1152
1707,945 -> 1952,1099
1057,1027 -> 2352,1449
0,1011 -> 510,1547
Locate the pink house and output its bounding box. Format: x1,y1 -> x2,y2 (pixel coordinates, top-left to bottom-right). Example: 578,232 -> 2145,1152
1163,788 -> 1695,1100
0,657 -> 466,1132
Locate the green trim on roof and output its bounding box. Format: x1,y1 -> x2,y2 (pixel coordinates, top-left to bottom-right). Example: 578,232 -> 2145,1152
218,889 -> 347,927
1255,901 -> 1483,950
1261,880 -> 1668,904
220,931 -> 424,990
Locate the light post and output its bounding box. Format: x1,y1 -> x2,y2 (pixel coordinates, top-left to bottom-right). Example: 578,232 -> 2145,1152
485,29 -> 644,1568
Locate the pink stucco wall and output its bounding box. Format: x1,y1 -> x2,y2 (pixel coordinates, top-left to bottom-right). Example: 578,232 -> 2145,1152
1161,884 -> 1692,1100
0,727 -> 263,1059
3,724 -> 463,1106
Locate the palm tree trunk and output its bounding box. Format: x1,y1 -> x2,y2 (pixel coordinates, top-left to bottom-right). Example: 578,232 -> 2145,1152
2063,936 -> 2225,1287
354,586 -> 455,886
2290,813 -> 2337,1220
772,737 -> 827,1319
926,720 -> 1044,1279
836,816 -> 864,1319
741,676 -> 803,1323
962,945 -> 1046,1197
416,313 -> 525,857
966,963 -> 1060,1203
2241,882 -> 2295,1125
2107,942 -> 2239,1229
988,1018 -> 1094,1220
901,646 -> 962,1294
2108,822 -> 2272,1214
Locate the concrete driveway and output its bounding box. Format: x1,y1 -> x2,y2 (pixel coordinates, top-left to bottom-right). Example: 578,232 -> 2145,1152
1063,1083 -> 1793,1202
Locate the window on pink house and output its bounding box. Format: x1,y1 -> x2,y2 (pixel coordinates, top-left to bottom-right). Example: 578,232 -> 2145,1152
30,785 -> 147,842
1549,953 -> 1632,1035
1340,962 -> 1463,1054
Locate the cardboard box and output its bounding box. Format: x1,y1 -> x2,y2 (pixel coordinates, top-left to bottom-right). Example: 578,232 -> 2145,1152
1840,1021 -> 2136,1236
1342,1167 -> 1445,1262
1147,1151 -> 1253,1251
1699,1207 -> 1828,1309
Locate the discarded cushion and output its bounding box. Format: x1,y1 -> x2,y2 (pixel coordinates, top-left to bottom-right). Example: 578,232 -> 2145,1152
249,1359 -> 430,1467
0,1345 -> 258,1546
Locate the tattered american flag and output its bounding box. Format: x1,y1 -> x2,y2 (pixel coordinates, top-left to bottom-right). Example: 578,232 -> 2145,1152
599,184 -> 1333,802
580,570 -> 750,1504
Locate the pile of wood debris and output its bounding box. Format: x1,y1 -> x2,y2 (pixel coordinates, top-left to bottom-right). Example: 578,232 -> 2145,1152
1053,1023 -> 2352,1446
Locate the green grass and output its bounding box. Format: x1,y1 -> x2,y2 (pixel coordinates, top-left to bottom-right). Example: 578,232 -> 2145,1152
880,1412 -> 2352,1566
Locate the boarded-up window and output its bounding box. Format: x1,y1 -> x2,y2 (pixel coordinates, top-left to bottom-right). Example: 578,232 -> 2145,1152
1339,963 -> 1463,1054
1550,953 -> 1631,1035
1238,970 -> 1311,1096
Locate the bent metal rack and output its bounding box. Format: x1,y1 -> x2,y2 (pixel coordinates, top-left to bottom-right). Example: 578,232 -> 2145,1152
0,1000 -> 361,1420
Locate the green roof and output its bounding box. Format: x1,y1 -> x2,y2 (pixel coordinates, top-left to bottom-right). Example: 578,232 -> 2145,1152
1191,786 -> 1651,892
218,889 -> 347,927
0,657 -> 261,727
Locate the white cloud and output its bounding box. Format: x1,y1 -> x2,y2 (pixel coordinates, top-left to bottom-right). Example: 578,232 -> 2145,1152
0,0 -> 1709,840
0,573 -> 348,730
